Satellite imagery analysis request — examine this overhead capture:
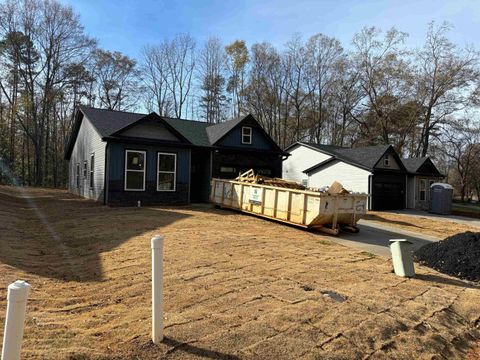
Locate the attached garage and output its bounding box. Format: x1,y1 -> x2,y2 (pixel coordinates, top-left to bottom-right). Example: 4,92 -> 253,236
371,173 -> 406,210
284,142 -> 408,211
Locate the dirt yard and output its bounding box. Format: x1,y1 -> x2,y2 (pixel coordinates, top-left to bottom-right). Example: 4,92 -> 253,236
0,186 -> 479,359
365,211 -> 480,238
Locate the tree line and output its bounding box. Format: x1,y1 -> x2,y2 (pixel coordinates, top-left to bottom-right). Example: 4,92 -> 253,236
0,0 -> 479,200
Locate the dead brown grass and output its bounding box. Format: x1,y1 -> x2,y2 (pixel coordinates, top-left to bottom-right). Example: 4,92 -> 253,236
365,211 -> 480,238
0,185 -> 479,359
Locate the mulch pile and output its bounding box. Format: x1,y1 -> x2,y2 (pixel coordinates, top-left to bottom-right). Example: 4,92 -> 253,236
414,232 -> 480,282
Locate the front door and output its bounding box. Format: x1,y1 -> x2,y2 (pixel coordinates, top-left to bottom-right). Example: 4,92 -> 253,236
190,150 -> 211,202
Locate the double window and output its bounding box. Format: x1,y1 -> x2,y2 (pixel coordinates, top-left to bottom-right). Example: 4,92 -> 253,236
242,127 -> 252,144
123,150 -> 177,192
125,150 -> 146,191
90,153 -> 95,188
157,153 -> 176,191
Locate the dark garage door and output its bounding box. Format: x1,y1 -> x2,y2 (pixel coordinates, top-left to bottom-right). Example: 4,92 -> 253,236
372,174 -> 406,210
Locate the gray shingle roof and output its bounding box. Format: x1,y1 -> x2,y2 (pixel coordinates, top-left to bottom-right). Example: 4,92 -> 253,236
206,116 -> 246,144
335,145 -> 391,169
70,106 -> 279,151
79,106 -> 246,147
79,105 -> 146,137
402,157 -> 428,173
300,142 -> 391,171
402,157 -> 443,176
162,117 -> 211,147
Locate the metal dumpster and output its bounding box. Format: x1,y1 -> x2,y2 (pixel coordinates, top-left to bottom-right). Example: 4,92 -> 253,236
210,177 -> 368,235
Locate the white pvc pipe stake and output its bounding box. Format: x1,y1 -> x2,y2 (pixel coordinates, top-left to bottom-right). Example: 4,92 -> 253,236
2,280 -> 31,360
151,235 -> 164,344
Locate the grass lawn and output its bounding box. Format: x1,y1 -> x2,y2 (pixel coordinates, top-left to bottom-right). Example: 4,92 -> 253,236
0,186 -> 479,359
452,202 -> 480,218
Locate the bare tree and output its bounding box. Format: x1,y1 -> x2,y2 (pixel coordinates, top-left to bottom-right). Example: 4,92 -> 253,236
92,49 -> 140,111
414,21 -> 480,156
283,35 -> 315,142
442,120 -> 480,201
162,34 -> 196,119
0,0 -> 94,185
141,45 -> 172,116
351,27 -> 414,148
304,33 -> 344,143
225,40 -> 249,117
197,37 -> 227,123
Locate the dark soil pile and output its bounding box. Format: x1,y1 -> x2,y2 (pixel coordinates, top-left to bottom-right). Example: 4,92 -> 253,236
414,232 -> 480,282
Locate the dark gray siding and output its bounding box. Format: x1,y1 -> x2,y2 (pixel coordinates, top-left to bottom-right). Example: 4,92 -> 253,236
212,150 -> 283,179
117,123 -> 180,141
107,142 -> 190,206
216,126 -> 275,150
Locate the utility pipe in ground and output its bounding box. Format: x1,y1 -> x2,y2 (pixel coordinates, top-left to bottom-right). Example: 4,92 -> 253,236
1,280 -> 31,360
151,235 -> 164,344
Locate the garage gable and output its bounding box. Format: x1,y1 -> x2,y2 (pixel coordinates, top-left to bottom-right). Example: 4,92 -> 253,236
373,147 -> 406,172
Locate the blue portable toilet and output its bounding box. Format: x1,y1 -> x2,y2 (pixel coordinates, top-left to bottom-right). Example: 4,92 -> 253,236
429,183 -> 453,215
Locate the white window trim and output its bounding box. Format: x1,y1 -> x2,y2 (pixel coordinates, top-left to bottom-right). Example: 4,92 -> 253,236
89,153 -> 95,189
124,150 -> 146,191
242,126 -> 252,144
83,160 -> 88,178
157,152 -> 176,192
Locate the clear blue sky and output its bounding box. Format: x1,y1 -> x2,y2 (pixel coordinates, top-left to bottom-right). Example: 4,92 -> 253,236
61,0 -> 479,58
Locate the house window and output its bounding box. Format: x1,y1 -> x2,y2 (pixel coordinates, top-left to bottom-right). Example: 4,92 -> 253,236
258,169 -> 272,176
242,127 -> 252,144
383,154 -> 390,167
76,163 -> 80,188
125,150 -> 146,191
83,160 -> 88,178
428,179 -> 435,200
220,167 -> 237,173
419,179 -> 426,201
90,153 -> 95,188
157,152 -> 176,191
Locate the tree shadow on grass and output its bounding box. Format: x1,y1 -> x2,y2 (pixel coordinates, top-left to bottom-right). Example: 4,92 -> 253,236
0,187 -> 195,282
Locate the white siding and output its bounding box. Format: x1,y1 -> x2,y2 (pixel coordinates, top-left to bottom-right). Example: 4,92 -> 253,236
308,161 -> 371,194
283,145 -> 332,183
68,117 -> 106,201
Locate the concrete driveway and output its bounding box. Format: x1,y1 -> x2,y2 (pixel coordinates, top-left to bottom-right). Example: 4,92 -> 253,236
328,219 -> 441,257
384,209 -> 480,228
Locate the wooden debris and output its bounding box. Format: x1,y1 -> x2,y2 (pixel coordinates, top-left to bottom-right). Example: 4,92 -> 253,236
235,169 -> 306,190
327,181 -> 350,195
